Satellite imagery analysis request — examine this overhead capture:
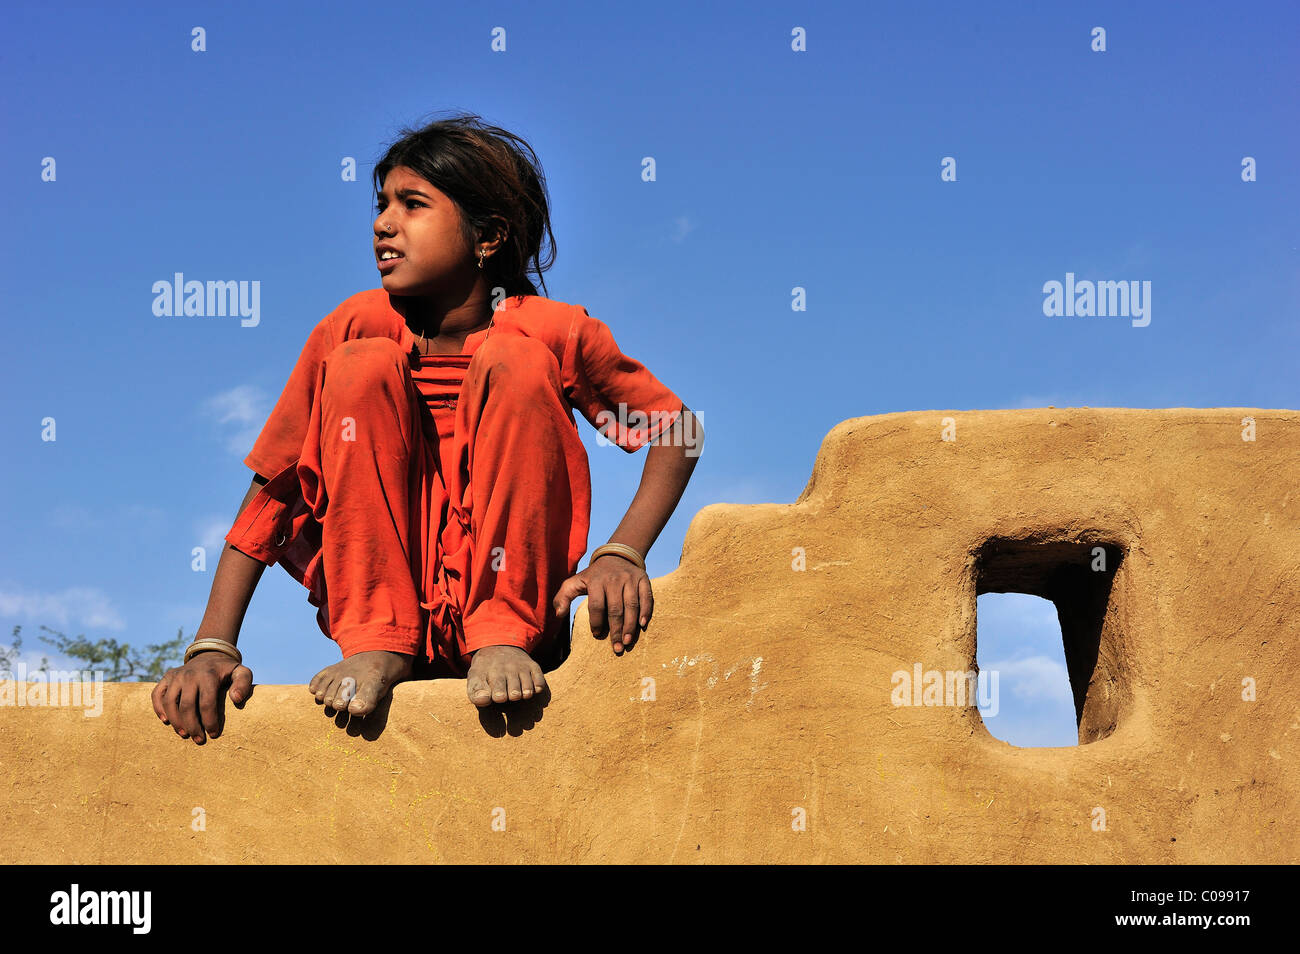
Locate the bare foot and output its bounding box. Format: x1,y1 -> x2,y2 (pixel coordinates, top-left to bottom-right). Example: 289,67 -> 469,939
309,650 -> 414,716
466,645 -> 547,708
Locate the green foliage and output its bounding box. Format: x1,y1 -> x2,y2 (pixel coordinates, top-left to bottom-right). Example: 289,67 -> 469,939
1,626 -> 47,673
2,623 -> 187,682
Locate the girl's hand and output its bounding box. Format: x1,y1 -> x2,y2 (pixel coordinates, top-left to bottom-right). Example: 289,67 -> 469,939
553,554 -> 654,655
150,651 -> 254,744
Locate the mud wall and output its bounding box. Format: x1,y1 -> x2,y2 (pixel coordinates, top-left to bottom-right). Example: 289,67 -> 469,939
1,408 -> 1295,863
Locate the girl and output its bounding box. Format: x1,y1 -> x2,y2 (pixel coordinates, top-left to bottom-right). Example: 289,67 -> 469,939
151,112 -> 702,743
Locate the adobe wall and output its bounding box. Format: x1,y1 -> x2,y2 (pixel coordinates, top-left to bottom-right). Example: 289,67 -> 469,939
1,408 -> 1295,863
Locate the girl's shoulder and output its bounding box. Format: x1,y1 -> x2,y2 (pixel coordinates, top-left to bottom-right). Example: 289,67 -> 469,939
496,293 -> 590,343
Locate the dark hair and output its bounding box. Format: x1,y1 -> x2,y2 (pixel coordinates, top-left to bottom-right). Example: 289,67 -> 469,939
372,110 -> 556,299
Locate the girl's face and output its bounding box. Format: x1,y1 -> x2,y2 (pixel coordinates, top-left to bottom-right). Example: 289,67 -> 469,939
373,166 -> 477,297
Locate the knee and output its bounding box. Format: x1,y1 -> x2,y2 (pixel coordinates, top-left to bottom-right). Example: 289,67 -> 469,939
474,334 -> 560,397
321,337 -> 408,400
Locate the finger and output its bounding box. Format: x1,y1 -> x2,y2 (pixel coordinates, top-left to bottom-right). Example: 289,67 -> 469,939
552,574 -> 588,616
606,585 -> 625,652
587,587 -> 608,640
638,575 -> 654,629
229,665 -> 253,705
214,677 -> 228,739
178,681 -> 204,741
160,678 -> 184,733
150,675 -> 171,723
198,675 -> 222,740
621,579 -> 640,650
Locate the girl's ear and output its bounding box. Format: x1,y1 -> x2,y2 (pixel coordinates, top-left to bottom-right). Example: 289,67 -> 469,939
483,215 -> 510,250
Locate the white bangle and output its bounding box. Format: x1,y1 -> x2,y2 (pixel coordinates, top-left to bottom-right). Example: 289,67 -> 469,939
184,637 -> 243,665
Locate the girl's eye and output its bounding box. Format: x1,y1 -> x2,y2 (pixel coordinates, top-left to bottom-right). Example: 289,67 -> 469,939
374,199 -> 423,213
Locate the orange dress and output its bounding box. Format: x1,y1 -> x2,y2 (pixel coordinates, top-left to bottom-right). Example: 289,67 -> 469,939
224,290 -> 683,678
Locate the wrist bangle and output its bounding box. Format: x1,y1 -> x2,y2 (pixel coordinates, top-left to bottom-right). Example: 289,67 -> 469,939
590,543 -> 646,573
184,637 -> 243,665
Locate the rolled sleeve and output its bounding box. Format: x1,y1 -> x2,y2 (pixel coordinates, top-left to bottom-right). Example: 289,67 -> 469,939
562,306 -> 683,453
223,459 -> 305,566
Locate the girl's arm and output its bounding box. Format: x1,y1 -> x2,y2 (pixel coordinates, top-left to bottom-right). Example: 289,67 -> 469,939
555,405 -> 703,655
194,474 -> 271,644
151,475 -> 267,743
603,406 -> 702,566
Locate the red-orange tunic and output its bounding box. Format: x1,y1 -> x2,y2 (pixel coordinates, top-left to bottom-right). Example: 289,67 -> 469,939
224,289 -> 682,677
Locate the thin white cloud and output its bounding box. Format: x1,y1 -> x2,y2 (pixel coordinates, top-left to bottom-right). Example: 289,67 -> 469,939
712,478 -> 774,505
203,384 -> 268,459
983,654 -> 1075,707
980,712 -> 1077,748
205,384 -> 264,426
2,649 -> 80,674
671,215 -> 695,243
0,583 -> 126,631
977,592 -> 1059,635
50,503 -> 98,530
196,517 -> 234,558
50,502 -> 166,531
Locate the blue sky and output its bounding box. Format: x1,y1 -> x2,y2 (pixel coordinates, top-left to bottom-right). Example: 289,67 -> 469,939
1,0 -> 1295,748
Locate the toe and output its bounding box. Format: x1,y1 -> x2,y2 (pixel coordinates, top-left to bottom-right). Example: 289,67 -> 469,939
337,675 -> 359,711
328,681 -> 351,711
506,669 -> 523,702
326,680 -> 344,707
466,670 -> 493,708
348,676 -> 383,716
490,667 -> 510,704
309,666 -> 337,695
